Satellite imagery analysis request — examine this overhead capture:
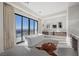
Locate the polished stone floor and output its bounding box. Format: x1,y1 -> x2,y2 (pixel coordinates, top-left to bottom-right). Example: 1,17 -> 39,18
56,48 -> 78,56
0,46 -> 78,56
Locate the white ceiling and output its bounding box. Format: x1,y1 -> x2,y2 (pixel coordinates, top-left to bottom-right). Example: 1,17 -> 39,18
24,2 -> 69,18
7,2 -> 78,19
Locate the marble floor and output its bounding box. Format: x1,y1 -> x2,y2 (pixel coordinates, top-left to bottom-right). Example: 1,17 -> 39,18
0,46 -> 78,56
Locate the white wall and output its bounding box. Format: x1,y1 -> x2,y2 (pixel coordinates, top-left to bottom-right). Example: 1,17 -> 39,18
68,3 -> 79,55
68,4 -> 79,36
0,3 -> 4,53
42,12 -> 67,32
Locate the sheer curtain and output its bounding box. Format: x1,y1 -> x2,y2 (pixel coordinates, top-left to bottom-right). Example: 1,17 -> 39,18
3,3 -> 16,50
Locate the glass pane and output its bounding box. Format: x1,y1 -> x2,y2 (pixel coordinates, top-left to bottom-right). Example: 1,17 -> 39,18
23,17 -> 28,37
30,19 -> 34,35
16,15 -> 22,43
35,21 -> 38,34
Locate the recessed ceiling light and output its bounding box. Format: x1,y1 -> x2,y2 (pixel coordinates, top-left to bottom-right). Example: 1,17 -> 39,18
25,2 -> 29,5
39,11 -> 42,13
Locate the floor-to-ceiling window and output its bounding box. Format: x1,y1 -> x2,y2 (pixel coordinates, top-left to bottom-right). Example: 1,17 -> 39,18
30,19 -> 34,35
30,19 -> 38,35
35,21 -> 38,34
15,13 -> 38,43
23,17 -> 28,36
16,15 -> 22,43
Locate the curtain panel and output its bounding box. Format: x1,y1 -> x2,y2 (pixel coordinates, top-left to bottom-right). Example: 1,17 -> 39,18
3,3 -> 16,50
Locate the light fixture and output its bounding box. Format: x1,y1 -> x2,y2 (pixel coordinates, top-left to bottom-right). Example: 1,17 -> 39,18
25,2 -> 29,5
39,11 -> 42,13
